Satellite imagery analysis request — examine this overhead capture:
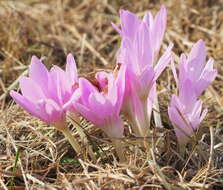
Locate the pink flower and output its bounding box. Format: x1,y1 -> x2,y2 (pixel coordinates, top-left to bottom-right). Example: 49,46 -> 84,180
10,54 -> 78,130
113,6 -> 172,136
143,6 -> 167,58
168,40 -> 217,145
168,80 -> 208,144
66,66 -> 126,138
113,6 -> 171,101
178,40 -> 217,97
113,6 -> 167,60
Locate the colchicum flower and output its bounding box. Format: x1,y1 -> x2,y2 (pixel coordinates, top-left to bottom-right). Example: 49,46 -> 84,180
65,65 -> 126,161
113,6 -> 172,137
168,80 -> 208,146
168,40 -> 217,150
113,5 -> 167,61
10,54 -> 81,153
177,40 -> 217,97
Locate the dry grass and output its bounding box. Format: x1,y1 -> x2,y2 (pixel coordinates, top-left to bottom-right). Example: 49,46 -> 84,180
0,0 -> 223,189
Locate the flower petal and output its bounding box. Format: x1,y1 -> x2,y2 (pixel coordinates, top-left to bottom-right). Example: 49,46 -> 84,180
188,39 -> 206,69
154,43 -> 173,79
143,11 -> 153,28
152,5 -> 167,54
168,107 -> 192,144
187,40 -> 206,78
119,9 -> 141,39
135,22 -> 153,68
195,58 -> 217,96
137,65 -> 155,99
29,56 -> 49,93
48,67 -> 64,105
19,77 -> 45,101
10,90 -> 39,117
88,92 -> 113,118
114,65 -> 126,112
79,78 -> 98,106
63,88 -> 82,111
74,102 -> 103,126
178,79 -> 197,112
66,53 -> 78,83
95,71 -> 110,90
36,99 -> 64,124
44,99 -> 64,123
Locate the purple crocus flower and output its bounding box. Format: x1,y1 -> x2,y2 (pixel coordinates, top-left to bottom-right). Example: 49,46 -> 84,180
168,80 -> 208,145
64,65 -> 126,161
67,65 -> 126,139
113,6 -> 172,136
120,44 -> 172,136
178,40 -> 217,97
168,40 -> 217,146
10,54 -> 78,130
113,5 -> 167,61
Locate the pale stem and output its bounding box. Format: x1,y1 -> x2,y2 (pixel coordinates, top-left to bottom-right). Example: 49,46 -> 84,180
142,98 -> 150,129
142,98 -> 152,154
153,52 -> 163,128
126,113 -> 140,136
127,98 -> 151,148
112,138 -> 126,163
123,103 -> 141,137
153,93 -> 163,128
178,142 -> 186,158
61,127 -> 81,154
125,98 -> 151,149
125,114 -> 145,147
140,98 -> 152,137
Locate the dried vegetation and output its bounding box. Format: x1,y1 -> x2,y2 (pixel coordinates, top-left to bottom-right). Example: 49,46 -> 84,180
0,0 -> 223,189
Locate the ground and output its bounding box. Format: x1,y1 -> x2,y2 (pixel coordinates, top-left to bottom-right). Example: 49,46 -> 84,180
0,0 -> 223,189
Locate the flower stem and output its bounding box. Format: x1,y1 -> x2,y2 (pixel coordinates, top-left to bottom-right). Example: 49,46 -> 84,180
112,139 -> 126,163
178,142 -> 186,158
61,127 -> 81,154
153,93 -> 163,128
127,114 -> 140,136
142,98 -> 150,130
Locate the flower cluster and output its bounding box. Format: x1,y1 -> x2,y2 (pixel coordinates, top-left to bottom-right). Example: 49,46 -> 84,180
112,6 -> 172,136
168,40 -> 217,148
10,6 -> 217,160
